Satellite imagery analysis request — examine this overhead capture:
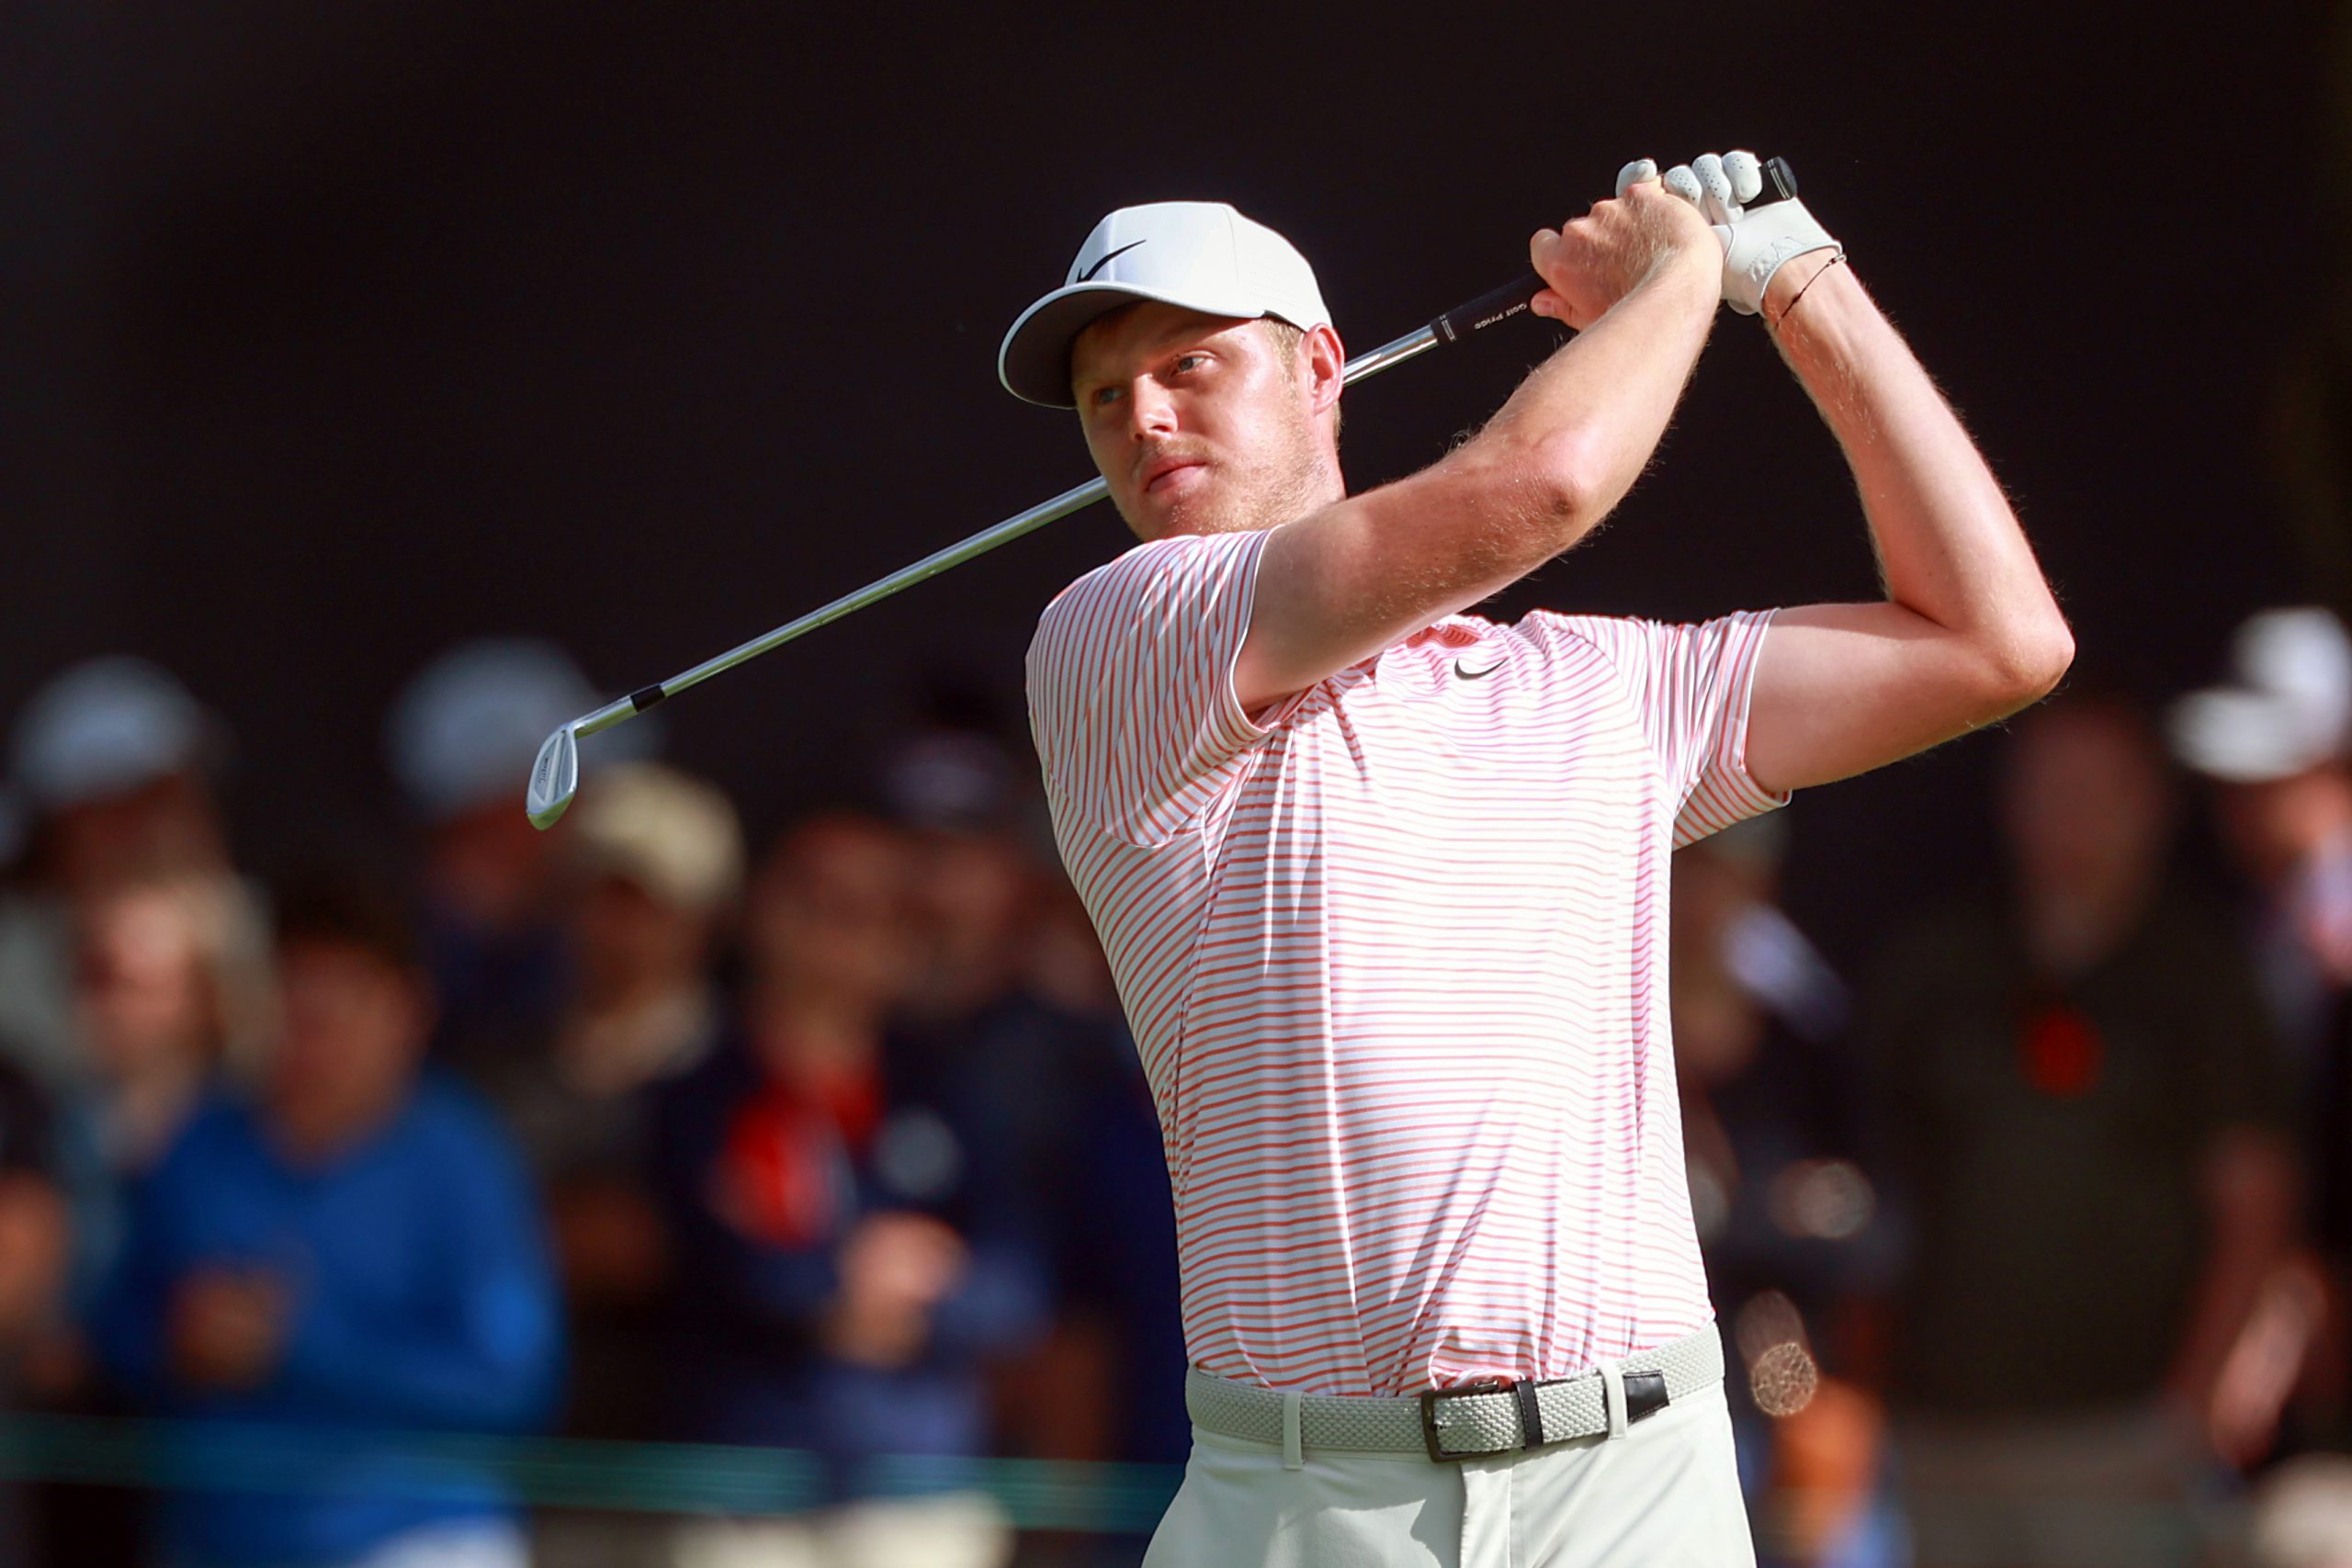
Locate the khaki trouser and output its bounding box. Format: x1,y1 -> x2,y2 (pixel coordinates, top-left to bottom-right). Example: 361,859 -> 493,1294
1894,1403 -> 2210,1568
1144,1379 -> 1755,1568
666,1493 -> 1012,1568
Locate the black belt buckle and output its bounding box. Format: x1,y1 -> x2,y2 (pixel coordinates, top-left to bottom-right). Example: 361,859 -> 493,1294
1419,1376 -> 1511,1461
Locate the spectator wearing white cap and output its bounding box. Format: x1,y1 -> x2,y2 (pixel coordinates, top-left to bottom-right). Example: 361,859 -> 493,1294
0,658 -> 266,1094
1871,694 -> 2295,1567
386,638 -> 649,1075
2172,607 -> 2352,1462
2172,608 -> 2352,1060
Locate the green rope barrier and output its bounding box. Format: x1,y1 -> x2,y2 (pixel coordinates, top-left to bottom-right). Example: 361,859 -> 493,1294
0,1416 -> 1182,1533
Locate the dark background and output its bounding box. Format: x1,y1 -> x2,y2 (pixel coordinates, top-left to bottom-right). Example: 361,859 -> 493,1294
4,1 -> 2337,969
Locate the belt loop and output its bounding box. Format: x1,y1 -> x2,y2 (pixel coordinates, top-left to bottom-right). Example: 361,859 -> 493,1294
1597,1359 -> 1628,1440
1281,1391 -> 1305,1470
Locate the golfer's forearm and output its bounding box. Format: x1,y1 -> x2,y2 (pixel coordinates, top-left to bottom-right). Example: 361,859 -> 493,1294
1471,256 -> 1719,547
1773,264 -> 2071,690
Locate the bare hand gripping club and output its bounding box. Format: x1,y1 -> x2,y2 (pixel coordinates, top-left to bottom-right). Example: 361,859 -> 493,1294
523,157 -> 1800,829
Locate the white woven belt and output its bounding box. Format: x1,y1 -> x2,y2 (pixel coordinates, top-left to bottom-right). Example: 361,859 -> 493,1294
1184,1324 -> 1724,1462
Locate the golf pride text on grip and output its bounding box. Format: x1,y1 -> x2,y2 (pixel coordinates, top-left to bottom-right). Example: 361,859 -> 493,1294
1430,275 -> 1546,344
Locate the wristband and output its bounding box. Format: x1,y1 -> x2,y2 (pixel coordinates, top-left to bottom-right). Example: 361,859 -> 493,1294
1768,254 -> 1844,332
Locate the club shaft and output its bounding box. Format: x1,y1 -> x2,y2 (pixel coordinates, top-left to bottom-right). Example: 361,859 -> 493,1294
571,291 -> 1536,743
578,471 -> 1117,739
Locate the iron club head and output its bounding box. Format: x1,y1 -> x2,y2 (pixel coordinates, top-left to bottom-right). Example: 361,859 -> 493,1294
525,723 -> 581,829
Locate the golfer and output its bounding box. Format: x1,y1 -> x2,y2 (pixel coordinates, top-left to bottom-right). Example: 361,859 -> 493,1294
1004,153 -> 2071,1566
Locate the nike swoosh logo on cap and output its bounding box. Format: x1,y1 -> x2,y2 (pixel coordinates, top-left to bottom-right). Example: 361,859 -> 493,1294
1075,239 -> 1147,283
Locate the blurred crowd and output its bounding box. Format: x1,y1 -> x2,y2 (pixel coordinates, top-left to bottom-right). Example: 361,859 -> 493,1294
3,610 -> 2352,1568
0,642 -> 1166,1568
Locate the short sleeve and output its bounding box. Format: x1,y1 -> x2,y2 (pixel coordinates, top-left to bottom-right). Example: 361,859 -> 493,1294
1026,532 -> 1282,846
1546,609 -> 1790,848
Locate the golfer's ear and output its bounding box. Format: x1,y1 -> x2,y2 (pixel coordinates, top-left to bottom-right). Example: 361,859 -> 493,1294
1303,323 -> 1345,416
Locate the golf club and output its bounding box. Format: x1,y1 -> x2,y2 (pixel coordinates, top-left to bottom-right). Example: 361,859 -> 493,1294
525,157 -> 1800,829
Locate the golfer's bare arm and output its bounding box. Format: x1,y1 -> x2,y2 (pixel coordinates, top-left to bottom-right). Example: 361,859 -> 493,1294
1740,256 -> 2074,794
1235,186 -> 1722,712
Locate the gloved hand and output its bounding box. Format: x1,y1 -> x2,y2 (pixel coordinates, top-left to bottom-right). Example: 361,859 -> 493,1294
1615,151 -> 1842,316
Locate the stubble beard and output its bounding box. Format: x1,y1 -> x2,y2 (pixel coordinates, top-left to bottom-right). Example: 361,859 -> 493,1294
1131,410 -> 1332,539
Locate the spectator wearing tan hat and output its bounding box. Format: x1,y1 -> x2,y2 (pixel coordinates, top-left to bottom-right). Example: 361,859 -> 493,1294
464,761 -> 742,1443
548,761 -> 740,1110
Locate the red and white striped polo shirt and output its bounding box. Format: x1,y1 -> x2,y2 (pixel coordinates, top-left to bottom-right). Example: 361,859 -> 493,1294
1026,527 -> 1786,1396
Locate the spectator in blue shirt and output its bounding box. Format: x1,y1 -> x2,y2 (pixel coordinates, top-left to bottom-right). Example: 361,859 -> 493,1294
93,871 -> 560,1568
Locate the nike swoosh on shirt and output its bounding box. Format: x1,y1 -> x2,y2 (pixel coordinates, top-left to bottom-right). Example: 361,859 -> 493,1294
1075,240 -> 1147,282
1454,659 -> 1503,681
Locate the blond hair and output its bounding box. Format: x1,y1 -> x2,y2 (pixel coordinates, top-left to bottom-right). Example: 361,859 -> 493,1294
1261,320 -> 1342,439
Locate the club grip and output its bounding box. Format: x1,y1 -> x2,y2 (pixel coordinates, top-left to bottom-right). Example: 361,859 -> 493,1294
1419,156 -> 1802,352
1429,275 -> 1546,345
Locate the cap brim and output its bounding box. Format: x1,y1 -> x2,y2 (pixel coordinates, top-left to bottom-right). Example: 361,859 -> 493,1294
997,281 -> 1266,408
2168,689 -> 2333,783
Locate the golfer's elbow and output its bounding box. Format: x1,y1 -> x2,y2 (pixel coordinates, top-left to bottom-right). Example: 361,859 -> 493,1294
2012,598 -> 2076,698
1973,605 -> 2075,715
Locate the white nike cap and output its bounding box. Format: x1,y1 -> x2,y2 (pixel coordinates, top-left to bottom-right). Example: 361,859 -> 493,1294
999,200 -> 1332,409
2170,607 -> 2352,783
10,656 -> 218,812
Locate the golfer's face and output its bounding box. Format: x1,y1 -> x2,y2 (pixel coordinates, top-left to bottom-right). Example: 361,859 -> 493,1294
1071,304 -> 1301,539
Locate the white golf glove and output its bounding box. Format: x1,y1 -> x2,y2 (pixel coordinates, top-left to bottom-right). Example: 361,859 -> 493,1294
1615,151 -> 1842,316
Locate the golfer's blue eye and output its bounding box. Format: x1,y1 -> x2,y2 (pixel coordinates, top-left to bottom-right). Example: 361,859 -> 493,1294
1172,354 -> 1205,374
